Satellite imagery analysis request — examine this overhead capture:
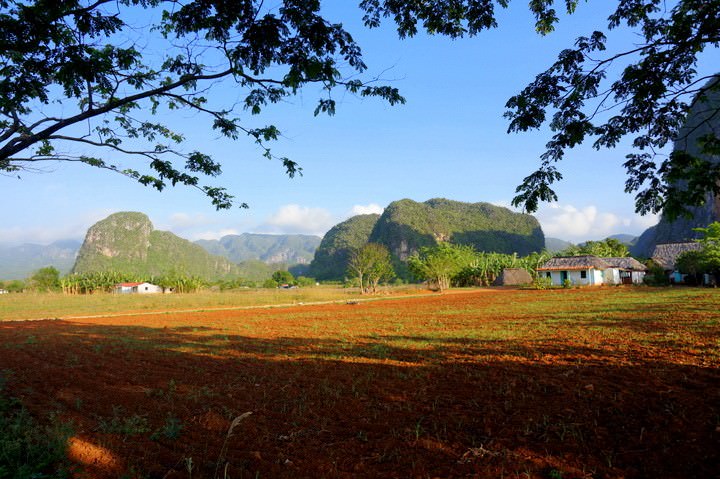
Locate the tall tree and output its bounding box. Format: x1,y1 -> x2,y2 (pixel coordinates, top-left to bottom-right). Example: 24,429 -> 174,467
28,266 -> 60,292
408,243 -> 475,291
694,222 -> 720,281
559,238 -> 630,258
347,243 -> 394,294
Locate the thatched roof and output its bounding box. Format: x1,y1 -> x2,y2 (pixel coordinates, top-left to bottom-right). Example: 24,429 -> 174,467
651,242 -> 702,270
538,255 -> 611,271
493,268 -> 533,286
602,257 -> 648,271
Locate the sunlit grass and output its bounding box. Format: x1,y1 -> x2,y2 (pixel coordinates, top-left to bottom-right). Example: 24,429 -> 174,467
0,285 -> 425,321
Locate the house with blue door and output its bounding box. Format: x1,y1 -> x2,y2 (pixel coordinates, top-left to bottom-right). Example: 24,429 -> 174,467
537,255 -> 647,286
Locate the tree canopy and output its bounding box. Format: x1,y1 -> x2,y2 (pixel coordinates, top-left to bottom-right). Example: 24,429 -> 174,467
0,0 -> 403,208
559,238 -> 630,258
347,243 -> 394,294
408,243 -> 476,291
675,222 -> 720,283
2,1 -> 718,214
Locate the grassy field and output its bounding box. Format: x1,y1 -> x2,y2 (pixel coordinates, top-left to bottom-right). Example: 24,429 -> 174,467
1,286 -> 718,478
0,285 -> 429,321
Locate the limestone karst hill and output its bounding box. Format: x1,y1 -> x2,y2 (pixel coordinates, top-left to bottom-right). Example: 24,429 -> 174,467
310,198 -> 544,280
73,212 -> 239,279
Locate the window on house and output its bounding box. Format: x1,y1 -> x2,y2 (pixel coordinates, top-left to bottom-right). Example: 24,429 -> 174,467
580,270 -> 587,279
546,272 -> 551,278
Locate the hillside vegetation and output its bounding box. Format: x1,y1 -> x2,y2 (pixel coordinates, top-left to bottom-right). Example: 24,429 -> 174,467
312,199 -> 544,280
73,212 -> 238,280
371,198 -> 544,258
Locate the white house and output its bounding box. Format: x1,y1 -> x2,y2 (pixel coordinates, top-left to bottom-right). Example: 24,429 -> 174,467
537,255 -> 647,286
538,255 -> 607,286
114,282 -> 164,294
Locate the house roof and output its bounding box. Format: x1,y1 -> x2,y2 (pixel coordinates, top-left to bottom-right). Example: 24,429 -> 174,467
538,255 -> 611,271
602,257 -> 648,271
651,242 -> 702,270
117,282 -> 143,287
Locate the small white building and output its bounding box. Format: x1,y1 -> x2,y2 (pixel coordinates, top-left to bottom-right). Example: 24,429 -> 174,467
114,282 -> 163,294
537,255 -> 647,286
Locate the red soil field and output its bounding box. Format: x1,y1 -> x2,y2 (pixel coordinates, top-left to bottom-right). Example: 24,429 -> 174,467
1,288 -> 718,478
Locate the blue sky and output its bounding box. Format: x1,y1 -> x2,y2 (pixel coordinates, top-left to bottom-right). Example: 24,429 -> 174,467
3,2 -> 717,246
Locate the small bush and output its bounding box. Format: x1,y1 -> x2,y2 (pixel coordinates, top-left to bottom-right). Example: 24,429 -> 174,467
532,276 -> 553,289
644,264 -> 670,286
562,279 -> 572,289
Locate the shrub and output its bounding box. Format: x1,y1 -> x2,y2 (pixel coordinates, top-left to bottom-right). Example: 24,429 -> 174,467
644,264 -> 670,286
532,276 -> 553,289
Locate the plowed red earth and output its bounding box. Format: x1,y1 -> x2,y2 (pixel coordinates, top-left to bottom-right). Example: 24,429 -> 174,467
1,288 -> 719,478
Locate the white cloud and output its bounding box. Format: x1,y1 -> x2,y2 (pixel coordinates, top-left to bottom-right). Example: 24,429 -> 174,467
535,203 -> 658,242
165,212 -> 214,229
350,203 -> 384,216
0,209 -> 114,245
632,212 -> 660,230
258,204 -> 336,236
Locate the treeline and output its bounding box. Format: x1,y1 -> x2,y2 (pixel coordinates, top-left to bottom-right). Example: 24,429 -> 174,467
2,266 -> 317,295
344,242 -> 554,293
347,237 -> 634,293
1,267 -> 207,294
60,271 -> 206,294
407,244 -> 553,291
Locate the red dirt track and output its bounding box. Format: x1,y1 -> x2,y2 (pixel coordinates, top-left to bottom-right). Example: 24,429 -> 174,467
1,288 -> 719,478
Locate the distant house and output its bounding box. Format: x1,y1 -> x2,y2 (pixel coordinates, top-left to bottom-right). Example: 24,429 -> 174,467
114,282 -> 164,294
651,242 -> 703,283
0,289 -> 8,294
493,268 -> 533,286
537,255 -> 609,286
537,255 -> 647,286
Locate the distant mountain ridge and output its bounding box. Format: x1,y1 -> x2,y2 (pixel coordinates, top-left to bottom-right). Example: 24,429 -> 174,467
0,240 -> 81,280
544,237 -> 574,253
73,212 -> 238,279
195,233 -> 321,264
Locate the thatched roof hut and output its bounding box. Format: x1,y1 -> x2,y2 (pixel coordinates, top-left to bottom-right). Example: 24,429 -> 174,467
602,257 -> 648,271
651,243 -> 702,270
493,268 -> 533,286
537,255 -> 611,271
